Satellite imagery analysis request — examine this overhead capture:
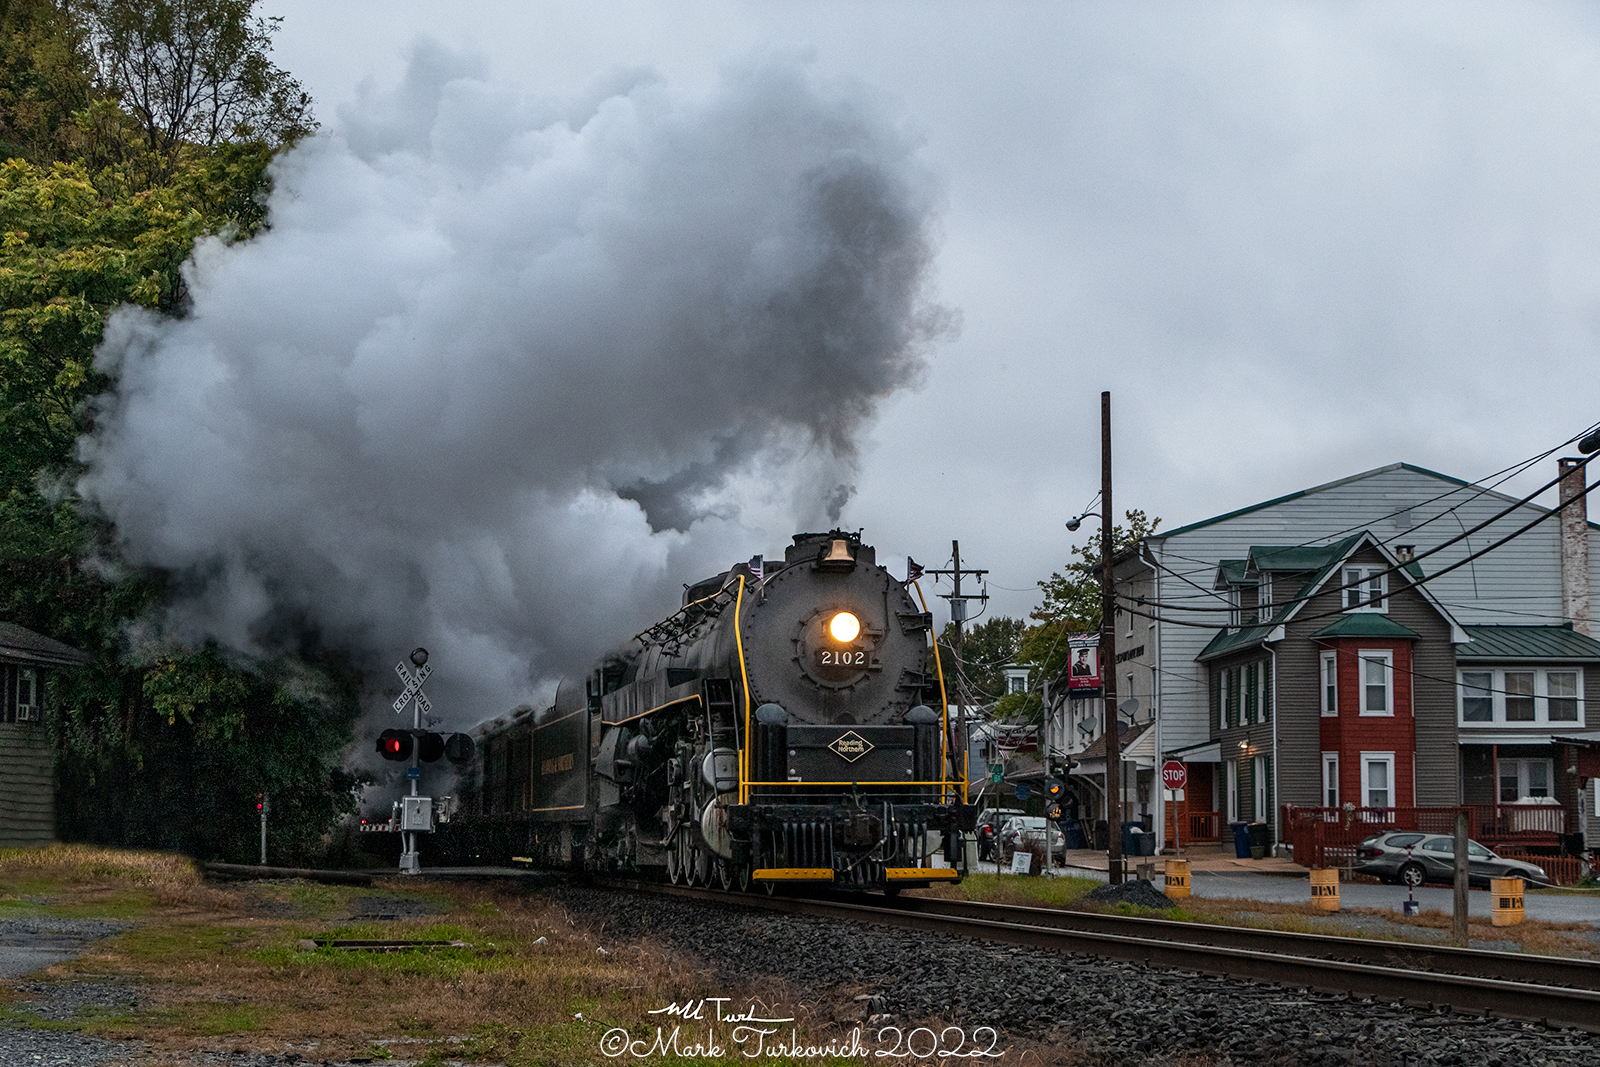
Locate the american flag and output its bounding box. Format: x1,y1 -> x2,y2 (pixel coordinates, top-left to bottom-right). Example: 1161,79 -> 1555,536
905,557 -> 924,584
747,554 -> 763,581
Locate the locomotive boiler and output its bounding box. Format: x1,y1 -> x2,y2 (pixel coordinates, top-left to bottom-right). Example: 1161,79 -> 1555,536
459,530 -> 975,891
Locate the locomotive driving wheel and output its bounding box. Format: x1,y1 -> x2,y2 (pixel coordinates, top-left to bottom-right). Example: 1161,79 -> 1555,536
665,832 -> 682,884
692,846 -> 712,886
715,858 -> 733,890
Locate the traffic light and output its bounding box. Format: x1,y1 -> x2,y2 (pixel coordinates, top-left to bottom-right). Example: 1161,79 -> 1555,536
377,728 -> 413,761
444,732 -> 475,765
1044,777 -> 1065,801
414,730 -> 446,763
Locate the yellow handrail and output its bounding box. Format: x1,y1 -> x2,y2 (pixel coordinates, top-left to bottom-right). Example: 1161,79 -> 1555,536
735,573 -> 752,804
914,580 -> 958,803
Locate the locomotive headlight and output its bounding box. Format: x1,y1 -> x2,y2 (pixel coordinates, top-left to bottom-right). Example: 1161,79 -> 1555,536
828,611 -> 862,643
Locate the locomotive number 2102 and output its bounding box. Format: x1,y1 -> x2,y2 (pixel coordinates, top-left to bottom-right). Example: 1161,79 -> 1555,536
816,649 -> 868,667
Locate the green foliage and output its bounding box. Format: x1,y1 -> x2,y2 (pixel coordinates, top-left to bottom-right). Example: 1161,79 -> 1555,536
992,510 -> 1160,724
0,1 -> 355,863
935,614 -> 1024,703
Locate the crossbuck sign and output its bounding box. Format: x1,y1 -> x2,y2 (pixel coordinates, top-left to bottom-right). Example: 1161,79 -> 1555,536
394,661 -> 432,717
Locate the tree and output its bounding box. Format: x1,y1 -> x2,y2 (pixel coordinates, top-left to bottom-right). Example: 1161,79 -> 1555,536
990,510 -> 1161,725
0,2 -> 352,863
935,615 -> 1025,705
82,0 -> 313,175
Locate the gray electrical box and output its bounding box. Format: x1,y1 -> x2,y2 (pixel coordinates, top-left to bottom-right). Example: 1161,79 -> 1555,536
399,795 -> 434,832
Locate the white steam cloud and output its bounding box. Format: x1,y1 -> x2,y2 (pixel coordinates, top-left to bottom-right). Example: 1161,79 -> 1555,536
78,44 -> 949,726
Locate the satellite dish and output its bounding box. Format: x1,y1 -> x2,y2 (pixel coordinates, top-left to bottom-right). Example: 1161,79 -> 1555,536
1119,698 -> 1139,717
1117,722 -> 1130,737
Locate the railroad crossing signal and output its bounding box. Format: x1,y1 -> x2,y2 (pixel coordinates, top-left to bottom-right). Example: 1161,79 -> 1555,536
394,659 -> 433,716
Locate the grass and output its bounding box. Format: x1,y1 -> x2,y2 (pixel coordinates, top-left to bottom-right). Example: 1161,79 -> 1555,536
0,846 -> 914,1065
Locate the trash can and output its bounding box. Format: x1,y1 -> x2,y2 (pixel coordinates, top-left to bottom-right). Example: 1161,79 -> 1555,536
1062,820 -> 1086,850
1093,819 -> 1109,851
1121,820 -> 1141,856
1230,821 -> 1251,859
1248,821 -> 1270,860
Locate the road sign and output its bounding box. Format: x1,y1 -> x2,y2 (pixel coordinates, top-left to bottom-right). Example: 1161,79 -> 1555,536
393,661 -> 432,713
1162,760 -> 1188,791
1014,782 -> 1031,801
407,767 -> 421,780
989,763 -> 1003,784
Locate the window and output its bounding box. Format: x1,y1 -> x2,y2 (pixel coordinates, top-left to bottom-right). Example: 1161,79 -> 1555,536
1456,668 -> 1585,726
1361,752 -> 1395,810
1499,758 -> 1554,801
1343,567 -> 1387,612
1244,663 -> 1258,725
1262,659 -> 1273,721
1548,671 -> 1579,722
1225,759 -> 1239,822
14,667 -> 38,723
1322,752 -> 1339,808
1504,672 -> 1534,722
1257,574 -> 1273,622
1252,754 -> 1267,821
1212,671 -> 1223,731
1460,671 -> 1492,722
1359,651 -> 1393,716
1320,652 -> 1338,716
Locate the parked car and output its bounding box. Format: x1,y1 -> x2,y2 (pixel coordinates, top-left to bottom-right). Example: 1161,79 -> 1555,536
998,816 -> 1066,857
978,807 -> 1025,832
1353,831 -> 1548,888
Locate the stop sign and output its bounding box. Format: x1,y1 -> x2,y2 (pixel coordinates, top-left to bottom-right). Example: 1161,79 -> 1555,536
1162,760 -> 1187,790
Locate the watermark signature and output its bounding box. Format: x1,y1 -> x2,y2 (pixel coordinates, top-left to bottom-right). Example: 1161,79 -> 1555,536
599,999 -> 1007,1059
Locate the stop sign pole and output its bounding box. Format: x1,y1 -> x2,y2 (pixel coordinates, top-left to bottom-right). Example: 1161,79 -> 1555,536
1162,761 -> 1188,858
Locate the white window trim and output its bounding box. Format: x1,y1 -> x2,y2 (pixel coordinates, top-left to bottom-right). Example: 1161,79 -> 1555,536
1360,751 -> 1395,813
14,667 -> 39,724
1252,754 -> 1267,821
1244,662 -> 1258,725
1498,757 -> 1556,802
1320,651 -> 1338,717
1225,759 -> 1239,822
1342,567 -> 1388,613
1257,574 -> 1273,622
1358,650 -> 1394,717
1321,752 -> 1340,809
1455,667 -> 1586,727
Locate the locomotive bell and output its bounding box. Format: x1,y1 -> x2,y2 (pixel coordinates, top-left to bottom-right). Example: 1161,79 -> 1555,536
818,538 -> 856,570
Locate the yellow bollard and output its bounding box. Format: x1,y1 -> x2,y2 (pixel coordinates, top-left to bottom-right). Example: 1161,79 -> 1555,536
1163,859 -> 1190,899
1310,868 -> 1340,912
1491,876 -> 1525,927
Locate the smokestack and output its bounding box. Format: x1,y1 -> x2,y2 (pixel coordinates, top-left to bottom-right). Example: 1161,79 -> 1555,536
1558,457 -> 1591,636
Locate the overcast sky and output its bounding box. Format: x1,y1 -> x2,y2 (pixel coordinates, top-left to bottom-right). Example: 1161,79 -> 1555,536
257,1 -> 1600,626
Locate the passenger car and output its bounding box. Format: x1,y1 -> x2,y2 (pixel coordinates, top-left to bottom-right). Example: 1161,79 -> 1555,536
1352,831 -> 1548,888
999,816 -> 1065,856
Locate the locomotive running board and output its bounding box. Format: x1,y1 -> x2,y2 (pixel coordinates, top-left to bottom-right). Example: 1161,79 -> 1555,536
753,868 -> 835,882
884,867 -> 960,880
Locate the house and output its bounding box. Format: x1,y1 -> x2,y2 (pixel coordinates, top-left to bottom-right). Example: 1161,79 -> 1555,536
1106,458 -> 1599,858
0,621 -> 93,847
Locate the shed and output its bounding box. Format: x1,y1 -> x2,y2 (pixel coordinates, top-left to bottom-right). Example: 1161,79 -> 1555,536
0,622 -> 92,847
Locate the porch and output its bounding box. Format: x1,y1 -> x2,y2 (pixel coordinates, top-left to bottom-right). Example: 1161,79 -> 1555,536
1279,803 -> 1589,885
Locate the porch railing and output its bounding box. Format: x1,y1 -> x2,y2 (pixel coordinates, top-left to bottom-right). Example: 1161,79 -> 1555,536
1280,803 -> 1578,882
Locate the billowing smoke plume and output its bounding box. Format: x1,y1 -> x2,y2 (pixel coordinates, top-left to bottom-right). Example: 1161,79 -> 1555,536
77,44 -> 949,729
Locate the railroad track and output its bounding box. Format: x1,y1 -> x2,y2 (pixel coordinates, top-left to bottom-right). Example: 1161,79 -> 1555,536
594,878 -> 1600,1031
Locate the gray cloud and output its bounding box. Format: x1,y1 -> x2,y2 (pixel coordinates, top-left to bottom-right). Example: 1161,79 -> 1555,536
77,44 -> 949,731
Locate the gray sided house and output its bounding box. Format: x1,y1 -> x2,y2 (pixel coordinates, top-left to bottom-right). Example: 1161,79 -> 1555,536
1114,460 -> 1599,851
0,622 -> 92,847
1194,533 -> 1465,841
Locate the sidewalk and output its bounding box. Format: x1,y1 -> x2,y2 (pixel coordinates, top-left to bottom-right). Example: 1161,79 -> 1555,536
1045,844 -> 1309,877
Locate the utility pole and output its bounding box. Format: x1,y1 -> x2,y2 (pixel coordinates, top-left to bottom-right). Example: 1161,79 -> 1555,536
927,541 -> 988,833
1101,390 -> 1125,886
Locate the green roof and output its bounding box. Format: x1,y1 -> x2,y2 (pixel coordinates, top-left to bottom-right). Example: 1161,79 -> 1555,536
1248,545 -> 1342,572
1310,614 -> 1421,640
1217,559 -> 1251,586
1196,623 -> 1276,662
1457,625 -> 1600,662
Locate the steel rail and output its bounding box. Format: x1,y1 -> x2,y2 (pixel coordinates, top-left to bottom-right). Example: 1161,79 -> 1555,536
595,880 -> 1600,1031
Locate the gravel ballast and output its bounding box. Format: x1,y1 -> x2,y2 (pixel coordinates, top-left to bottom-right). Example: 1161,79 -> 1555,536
546,884 -> 1600,1066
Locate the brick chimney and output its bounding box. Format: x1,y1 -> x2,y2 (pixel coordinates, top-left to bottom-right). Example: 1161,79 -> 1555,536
1558,457 -> 1591,636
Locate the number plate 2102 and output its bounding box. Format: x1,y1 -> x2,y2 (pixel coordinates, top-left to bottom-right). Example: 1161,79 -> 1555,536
816,649 -> 868,668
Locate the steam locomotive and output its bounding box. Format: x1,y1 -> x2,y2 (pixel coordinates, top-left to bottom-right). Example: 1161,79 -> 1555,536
454,531 -> 975,891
